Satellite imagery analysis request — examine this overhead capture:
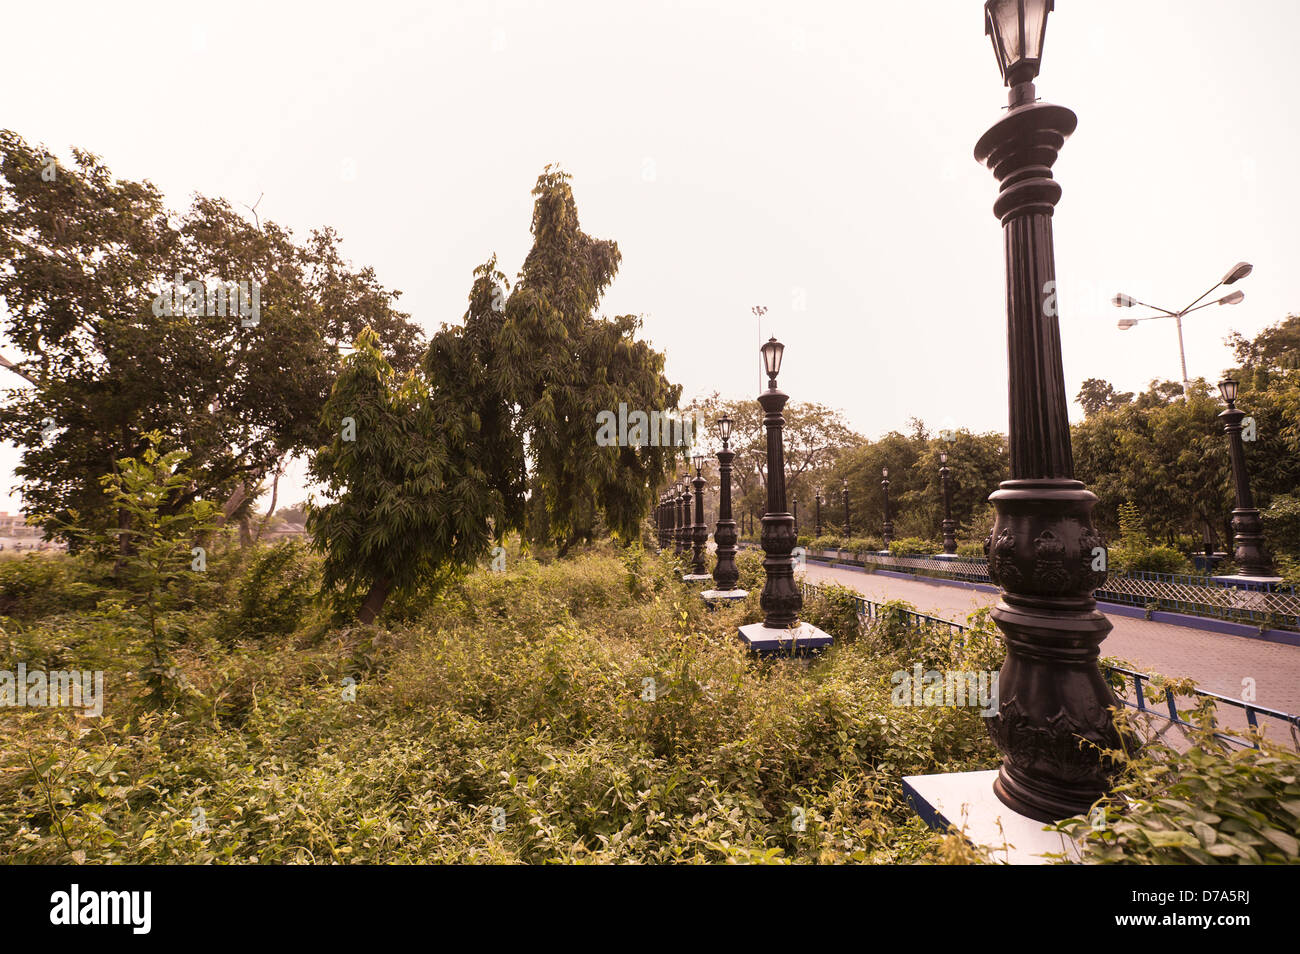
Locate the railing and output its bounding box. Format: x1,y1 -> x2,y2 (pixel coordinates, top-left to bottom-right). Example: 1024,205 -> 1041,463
801,581 -> 1300,751
805,549 -> 1300,632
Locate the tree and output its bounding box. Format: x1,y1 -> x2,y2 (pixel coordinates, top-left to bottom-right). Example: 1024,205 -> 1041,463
306,328 -> 501,623
434,167 -> 680,553
0,130 -> 422,547
1076,377 -> 1134,417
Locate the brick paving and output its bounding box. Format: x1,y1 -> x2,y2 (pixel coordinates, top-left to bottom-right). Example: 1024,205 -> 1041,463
801,562 -> 1300,742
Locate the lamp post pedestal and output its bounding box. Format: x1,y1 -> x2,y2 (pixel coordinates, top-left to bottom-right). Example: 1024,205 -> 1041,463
1216,402 -> 1276,580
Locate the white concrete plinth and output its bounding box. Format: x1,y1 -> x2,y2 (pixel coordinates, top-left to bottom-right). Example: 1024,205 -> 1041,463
902,770 -> 1084,865
701,588 -> 749,606
682,573 -> 713,583
737,621 -> 832,656
1211,574 -> 1284,588
932,553 -> 960,562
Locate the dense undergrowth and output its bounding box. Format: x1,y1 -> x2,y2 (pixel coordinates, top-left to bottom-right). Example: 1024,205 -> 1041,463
2,542 -> 1296,864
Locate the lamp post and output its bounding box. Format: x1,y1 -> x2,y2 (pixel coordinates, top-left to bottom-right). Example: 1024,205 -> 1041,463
841,479 -> 851,537
974,0 -> 1121,822
939,452 -> 957,555
737,338 -> 831,654
814,490 -> 823,537
880,467 -> 893,546
792,498 -> 799,536
1113,266 -> 1251,398
681,480 -> 691,556
687,453 -> 710,578
1217,378 -> 1275,579
704,414 -> 747,602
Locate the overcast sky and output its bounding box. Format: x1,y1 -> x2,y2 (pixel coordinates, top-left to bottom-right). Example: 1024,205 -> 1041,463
2,0 -> 1297,512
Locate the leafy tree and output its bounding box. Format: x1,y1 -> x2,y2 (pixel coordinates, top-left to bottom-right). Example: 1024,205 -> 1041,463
0,130 -> 422,548
431,167 -> 680,553
307,328 -> 501,623
1076,377 -> 1134,417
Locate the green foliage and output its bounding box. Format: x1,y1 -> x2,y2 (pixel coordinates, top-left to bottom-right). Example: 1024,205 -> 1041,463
1263,494 -> 1300,560
888,536 -> 939,556
220,539 -> 319,641
307,327 -> 501,623
1056,704 -> 1300,864
0,552 -> 108,618
1107,502 -> 1192,574
0,129 -> 423,543
0,546 -> 1001,864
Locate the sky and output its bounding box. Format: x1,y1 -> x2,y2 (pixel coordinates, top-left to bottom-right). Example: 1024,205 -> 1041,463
2,0 -> 1298,512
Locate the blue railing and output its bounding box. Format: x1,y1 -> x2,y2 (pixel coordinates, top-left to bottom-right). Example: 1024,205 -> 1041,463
801,581 -> 1300,751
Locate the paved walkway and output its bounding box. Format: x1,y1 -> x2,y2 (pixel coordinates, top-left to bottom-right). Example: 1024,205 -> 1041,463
801,563 -> 1300,737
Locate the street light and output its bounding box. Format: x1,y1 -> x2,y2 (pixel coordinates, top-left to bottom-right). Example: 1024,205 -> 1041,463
814,489 -> 823,537
1113,265 -> 1252,397
1216,379 -> 1275,579
688,453 -> 709,577
675,477 -> 688,556
841,478 -> 851,537
975,0 -> 1121,822
880,467 -> 893,546
706,414 -> 745,600
939,451 -> 957,555
738,337 -> 831,654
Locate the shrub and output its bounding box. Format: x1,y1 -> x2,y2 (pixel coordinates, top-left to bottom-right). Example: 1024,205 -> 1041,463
0,553 -> 108,619
956,541 -> 985,559
1262,495 -> 1300,560
1056,702 -> 1300,864
888,537 -> 939,556
220,540 -> 320,641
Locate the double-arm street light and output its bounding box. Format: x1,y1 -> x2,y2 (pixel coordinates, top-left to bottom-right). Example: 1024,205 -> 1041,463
1113,263 -> 1251,396
1217,378 -> 1276,580
973,0 -> 1122,822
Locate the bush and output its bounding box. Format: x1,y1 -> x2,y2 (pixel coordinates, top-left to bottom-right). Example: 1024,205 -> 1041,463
0,552 -> 109,619
220,540 -> 320,641
1056,701 -> 1300,864
956,542 -> 985,559
1119,545 -> 1192,575
888,537 -> 939,556
1263,495 -> 1300,560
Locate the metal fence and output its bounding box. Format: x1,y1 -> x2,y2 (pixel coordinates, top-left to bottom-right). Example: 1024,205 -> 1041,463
801,581 -> 1300,751
832,551 -> 1300,632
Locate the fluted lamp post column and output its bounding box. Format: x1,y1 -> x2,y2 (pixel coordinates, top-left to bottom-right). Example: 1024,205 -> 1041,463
673,479 -> 686,556
814,491 -> 823,537
939,452 -> 958,555
1215,378 -> 1277,582
971,0 -> 1123,822
703,414 -> 749,605
880,467 -> 894,547
737,338 -> 832,656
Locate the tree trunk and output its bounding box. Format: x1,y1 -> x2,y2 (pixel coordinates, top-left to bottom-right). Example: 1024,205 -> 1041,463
358,576 -> 393,625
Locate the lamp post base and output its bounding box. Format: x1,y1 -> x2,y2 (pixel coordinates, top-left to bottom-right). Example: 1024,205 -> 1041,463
737,621 -> 832,657
682,573 -> 713,583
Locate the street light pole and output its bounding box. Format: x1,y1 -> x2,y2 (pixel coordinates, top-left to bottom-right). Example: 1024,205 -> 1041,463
880,467 -> 893,546
705,415 -> 747,602
841,479 -> 851,537
814,491 -> 823,537
1217,379 -> 1275,579
940,452 -> 957,555
974,0 -> 1122,822
689,454 -> 709,577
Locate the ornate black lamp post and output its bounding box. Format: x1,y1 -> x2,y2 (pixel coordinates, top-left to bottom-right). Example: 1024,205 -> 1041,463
737,338 -> 831,654
939,451 -> 957,555
974,0 -> 1122,822
880,467 -> 894,546
704,414 -> 747,603
792,498 -> 799,536
841,478 -> 851,537
1217,378 -> 1276,579
681,480 -> 691,556
686,453 -> 711,579
814,490 -> 823,537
